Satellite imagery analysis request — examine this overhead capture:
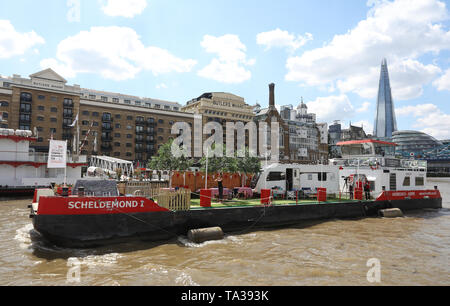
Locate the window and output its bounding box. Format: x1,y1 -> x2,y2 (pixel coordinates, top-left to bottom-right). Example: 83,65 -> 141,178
82,111 -> 90,116
115,114 -> 121,119
63,118 -> 72,126
82,120 -> 90,126
2,112 -> 8,119
124,100 -> 131,105
37,116 -> 44,122
115,123 -> 121,129
114,142 -> 121,147
126,152 -> 132,157
0,101 -> 9,107
50,128 -> 57,134
135,101 -> 141,106
51,107 -> 58,113
20,92 -> 32,102
20,103 -> 32,113
112,98 -> 119,103
155,104 -> 161,109
127,116 -> 133,120
92,112 -> 99,117
93,121 -> 99,126
101,96 -> 108,102
63,108 -> 73,116
266,172 -> 286,182
114,133 -> 121,138
19,124 -> 30,130
126,143 -> 132,148
50,96 -> 58,102
63,98 -> 73,107
38,95 -> 45,100
403,177 -> 411,187
89,95 -> 96,100
318,172 -> 327,181
127,134 -> 133,139
164,105 -> 170,110
415,177 -> 424,186
50,118 -> 57,123
158,119 -> 164,124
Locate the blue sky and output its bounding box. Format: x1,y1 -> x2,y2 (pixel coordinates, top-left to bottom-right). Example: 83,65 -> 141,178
1,0 -> 450,139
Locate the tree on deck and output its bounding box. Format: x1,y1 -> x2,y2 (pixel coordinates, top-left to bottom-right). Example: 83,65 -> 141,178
148,139 -> 193,187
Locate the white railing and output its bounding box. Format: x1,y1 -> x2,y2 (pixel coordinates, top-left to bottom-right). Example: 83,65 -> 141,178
332,156 -> 427,170
0,151 -> 87,163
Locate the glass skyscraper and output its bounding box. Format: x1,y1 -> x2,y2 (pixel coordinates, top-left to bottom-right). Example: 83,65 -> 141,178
374,58 -> 397,139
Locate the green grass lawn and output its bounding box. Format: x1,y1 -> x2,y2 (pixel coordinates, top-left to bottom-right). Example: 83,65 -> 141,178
190,197 -> 365,209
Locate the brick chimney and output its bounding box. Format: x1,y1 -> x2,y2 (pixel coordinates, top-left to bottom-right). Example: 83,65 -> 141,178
269,83 -> 275,108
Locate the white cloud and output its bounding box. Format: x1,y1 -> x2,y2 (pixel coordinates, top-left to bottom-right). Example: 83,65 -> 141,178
0,20 -> 45,59
396,103 -> 440,117
101,0 -> 147,18
256,28 -> 313,51
156,83 -> 168,89
357,102 -> 371,113
285,0 -> 450,100
198,34 -> 255,84
306,95 -> 355,123
396,103 -> 450,139
40,26 -> 197,81
433,68 -> 450,91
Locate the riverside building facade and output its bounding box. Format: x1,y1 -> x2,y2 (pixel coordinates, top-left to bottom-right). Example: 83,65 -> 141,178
0,69 -> 195,165
280,101 -> 328,164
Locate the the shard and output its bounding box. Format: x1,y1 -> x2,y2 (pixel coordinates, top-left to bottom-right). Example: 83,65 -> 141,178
373,58 -> 397,139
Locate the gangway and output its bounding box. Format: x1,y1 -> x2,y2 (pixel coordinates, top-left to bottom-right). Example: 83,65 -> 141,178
89,156 -> 134,179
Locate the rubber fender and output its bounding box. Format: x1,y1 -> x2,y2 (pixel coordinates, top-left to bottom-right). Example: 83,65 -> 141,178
188,227 -> 224,244
379,208 -> 404,218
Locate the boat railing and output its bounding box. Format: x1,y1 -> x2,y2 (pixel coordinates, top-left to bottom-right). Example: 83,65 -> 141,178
0,151 -> 87,163
332,156 -> 427,171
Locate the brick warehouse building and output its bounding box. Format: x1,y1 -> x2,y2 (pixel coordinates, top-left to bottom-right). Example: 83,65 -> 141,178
0,69 -> 195,165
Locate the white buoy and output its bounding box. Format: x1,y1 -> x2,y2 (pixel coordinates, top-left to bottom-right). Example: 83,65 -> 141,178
379,208 -> 404,218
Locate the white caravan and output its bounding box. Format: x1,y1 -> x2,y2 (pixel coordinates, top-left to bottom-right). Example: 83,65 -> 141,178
251,163 -> 340,196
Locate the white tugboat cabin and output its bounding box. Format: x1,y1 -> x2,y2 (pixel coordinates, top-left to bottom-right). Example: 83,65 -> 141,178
331,139 -> 427,197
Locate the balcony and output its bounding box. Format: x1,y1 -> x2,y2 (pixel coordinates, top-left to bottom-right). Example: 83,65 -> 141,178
102,116 -> 113,122
101,143 -> 113,151
135,147 -> 145,153
102,124 -> 113,132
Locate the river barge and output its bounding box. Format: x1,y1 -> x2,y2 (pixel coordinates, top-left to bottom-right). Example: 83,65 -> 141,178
29,140 -> 443,248
29,183 -> 442,248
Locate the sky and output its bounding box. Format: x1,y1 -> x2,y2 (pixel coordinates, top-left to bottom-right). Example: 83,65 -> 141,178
1,0 -> 450,139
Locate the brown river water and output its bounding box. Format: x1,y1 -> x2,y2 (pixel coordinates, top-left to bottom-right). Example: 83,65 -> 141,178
0,178 -> 449,286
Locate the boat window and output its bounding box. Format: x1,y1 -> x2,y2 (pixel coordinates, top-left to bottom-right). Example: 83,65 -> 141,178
415,177 -> 424,186
403,177 -> 411,186
266,172 -> 286,181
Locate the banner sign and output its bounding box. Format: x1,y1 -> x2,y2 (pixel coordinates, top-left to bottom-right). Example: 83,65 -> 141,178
47,140 -> 67,168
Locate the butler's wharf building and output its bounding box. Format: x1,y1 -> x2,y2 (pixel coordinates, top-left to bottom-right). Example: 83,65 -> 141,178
182,92 -> 255,153
0,69 -> 195,164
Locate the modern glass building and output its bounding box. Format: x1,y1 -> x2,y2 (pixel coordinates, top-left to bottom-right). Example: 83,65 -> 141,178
374,58 -> 397,139
392,130 -> 443,155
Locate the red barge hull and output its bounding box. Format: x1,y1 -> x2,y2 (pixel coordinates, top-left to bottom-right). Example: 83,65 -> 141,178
30,190 -> 443,248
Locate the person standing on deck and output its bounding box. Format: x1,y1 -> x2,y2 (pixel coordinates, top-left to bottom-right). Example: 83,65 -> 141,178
364,179 -> 371,200
216,173 -> 224,203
